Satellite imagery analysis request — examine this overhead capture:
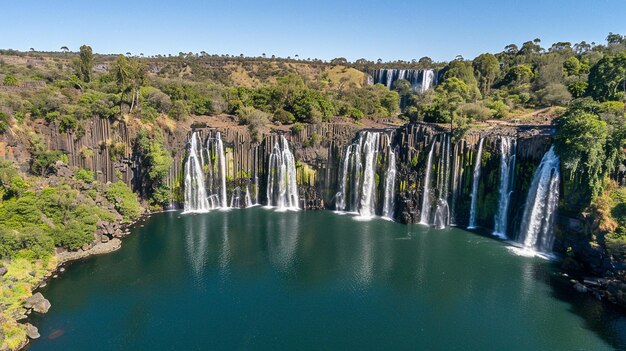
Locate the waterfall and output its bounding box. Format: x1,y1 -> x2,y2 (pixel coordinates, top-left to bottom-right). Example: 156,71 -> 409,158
433,135 -> 451,229
467,137 -> 485,229
335,131 -> 389,218
372,69 -> 438,93
336,144 -> 353,211
267,136 -> 299,210
382,147 -> 397,219
420,69 -> 435,93
215,132 -> 228,209
230,187 -> 242,208
183,131 -> 231,213
419,139 -> 436,225
517,146 -> 560,253
183,132 -> 211,213
358,132 -> 381,218
493,137 -> 517,238
245,185 -> 253,207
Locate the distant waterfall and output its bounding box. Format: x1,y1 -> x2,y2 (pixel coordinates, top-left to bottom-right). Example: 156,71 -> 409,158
517,146 -> 560,253
372,69 -> 438,92
382,147 -> 397,219
433,135 -> 451,229
419,139 -> 436,225
183,132 -> 211,213
183,131 -> 229,213
467,138 -> 485,229
358,132 -> 381,218
420,69 -> 435,93
267,136 -> 299,210
493,137 -> 517,238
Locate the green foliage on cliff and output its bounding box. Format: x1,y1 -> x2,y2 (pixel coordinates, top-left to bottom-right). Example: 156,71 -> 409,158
134,129 -> 173,206
106,181 -> 142,222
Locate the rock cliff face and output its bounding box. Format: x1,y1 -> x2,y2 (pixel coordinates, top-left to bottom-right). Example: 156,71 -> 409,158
0,116 -> 555,238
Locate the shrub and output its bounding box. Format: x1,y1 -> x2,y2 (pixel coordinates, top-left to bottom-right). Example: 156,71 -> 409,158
2,75 -> 18,86
75,169 -> 95,183
106,181 -> 141,222
0,112 -> 9,132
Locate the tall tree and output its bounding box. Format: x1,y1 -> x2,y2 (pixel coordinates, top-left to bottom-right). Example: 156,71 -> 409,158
472,53 -> 500,96
77,45 -> 94,82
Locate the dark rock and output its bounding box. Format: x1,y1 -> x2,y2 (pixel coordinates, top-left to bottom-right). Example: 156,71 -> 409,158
0,266 -> 7,276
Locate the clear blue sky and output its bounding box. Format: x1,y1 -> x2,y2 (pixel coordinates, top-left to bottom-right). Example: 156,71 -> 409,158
1,0 -> 625,62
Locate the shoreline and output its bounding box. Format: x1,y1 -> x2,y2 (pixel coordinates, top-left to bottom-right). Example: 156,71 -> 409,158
16,212 -> 152,351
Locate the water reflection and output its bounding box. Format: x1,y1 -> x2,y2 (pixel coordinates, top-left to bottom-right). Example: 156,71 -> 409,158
28,210 -> 626,351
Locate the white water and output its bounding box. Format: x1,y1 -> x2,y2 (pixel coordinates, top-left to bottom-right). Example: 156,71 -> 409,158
183,131 -> 232,213
336,144 -> 353,211
245,185 -> 253,207
373,69 -> 437,93
419,139 -> 436,225
382,147 -> 397,219
358,132 -> 381,218
420,69 -> 435,93
215,132 -> 228,209
433,135 -> 451,229
517,146 -> 560,254
467,137 -> 485,229
493,137 -> 517,238
267,136 -> 299,210
183,132 -> 211,213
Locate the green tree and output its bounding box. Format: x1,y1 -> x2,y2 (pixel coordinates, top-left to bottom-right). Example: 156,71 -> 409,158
587,52 -> 626,101
472,53 -> 500,96
77,45 -> 94,82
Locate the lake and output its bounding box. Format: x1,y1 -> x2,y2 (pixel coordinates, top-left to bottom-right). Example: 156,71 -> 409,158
27,208 -> 626,350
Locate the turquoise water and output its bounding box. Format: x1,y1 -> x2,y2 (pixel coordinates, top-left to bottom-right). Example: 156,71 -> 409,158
27,209 -> 626,350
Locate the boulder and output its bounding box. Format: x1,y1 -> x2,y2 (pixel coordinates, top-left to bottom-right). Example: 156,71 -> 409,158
0,266 -> 7,276
25,293 -> 51,313
25,323 -> 40,339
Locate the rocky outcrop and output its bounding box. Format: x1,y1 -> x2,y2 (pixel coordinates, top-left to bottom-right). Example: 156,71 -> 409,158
23,293 -> 50,314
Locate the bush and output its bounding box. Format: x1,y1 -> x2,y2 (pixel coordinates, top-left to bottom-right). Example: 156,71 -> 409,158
0,112 -> 9,132
30,150 -> 67,176
290,122 -> 305,134
106,181 -> 141,222
75,169 -> 95,183
2,75 -> 18,86
273,109 -> 295,124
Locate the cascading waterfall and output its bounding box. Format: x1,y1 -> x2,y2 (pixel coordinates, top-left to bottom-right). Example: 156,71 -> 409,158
372,69 -> 437,92
358,132 -> 381,218
493,137 -> 517,238
183,132 -> 211,213
467,137 -> 485,229
336,131 -> 388,218
419,139 -> 436,225
382,146 -> 397,219
230,187 -> 242,208
267,136 -> 299,210
335,144 -> 353,212
215,132 -> 228,209
517,146 -> 560,254
420,69 -> 435,93
183,131 -> 229,213
433,135 -> 451,229
245,185 -> 253,207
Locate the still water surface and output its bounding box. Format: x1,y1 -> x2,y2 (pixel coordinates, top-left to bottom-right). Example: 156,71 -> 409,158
27,209 -> 626,350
